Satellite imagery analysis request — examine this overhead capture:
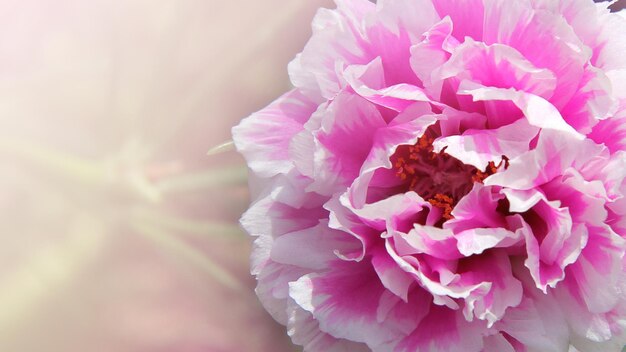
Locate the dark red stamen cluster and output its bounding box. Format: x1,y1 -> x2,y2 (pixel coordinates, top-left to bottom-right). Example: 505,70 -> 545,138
392,134 -> 508,221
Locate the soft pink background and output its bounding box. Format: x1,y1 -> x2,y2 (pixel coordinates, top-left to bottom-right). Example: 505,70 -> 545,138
0,1 -> 332,351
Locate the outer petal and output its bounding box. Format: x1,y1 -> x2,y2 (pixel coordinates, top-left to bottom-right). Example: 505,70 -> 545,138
484,0 -> 591,110
232,90 -> 317,177
289,259 -> 401,349
286,298 -> 371,352
559,225 -> 626,319
538,0 -> 626,71
497,295 -> 570,352
394,303 -> 486,352
288,0 -> 375,101
293,92 -> 387,195
270,221 -> 362,271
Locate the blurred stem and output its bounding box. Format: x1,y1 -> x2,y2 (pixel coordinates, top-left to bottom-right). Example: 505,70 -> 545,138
131,207 -> 244,239
0,137 -> 107,185
155,165 -> 247,194
0,216 -> 104,333
132,219 -> 247,293
207,140 -> 235,156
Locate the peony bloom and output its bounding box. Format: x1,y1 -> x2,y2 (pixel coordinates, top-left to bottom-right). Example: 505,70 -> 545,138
233,0 -> 626,351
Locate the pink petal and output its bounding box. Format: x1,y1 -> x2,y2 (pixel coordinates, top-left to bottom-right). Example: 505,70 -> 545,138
347,105 -> 437,207
498,296 -> 570,352
457,251 -> 523,327
409,16 -> 459,98
438,39 -> 558,100
344,57 -> 440,112
446,184 -> 509,232
561,225 -> 626,315
482,333 -> 516,352
371,247 -> 415,302
458,80 -> 583,138
431,0 -> 485,41
456,228 -> 520,256
394,303 -> 486,352
232,89 -> 317,177
433,117 -> 538,170
294,92 -> 387,195
286,298 -> 371,352
288,0 -> 375,101
393,224 -> 461,260
289,260 -> 401,349
270,221 -> 362,271
486,130 -> 604,190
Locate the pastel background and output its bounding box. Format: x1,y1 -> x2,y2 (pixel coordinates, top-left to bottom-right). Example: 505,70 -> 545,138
0,1 -> 332,351
0,1 -> 623,352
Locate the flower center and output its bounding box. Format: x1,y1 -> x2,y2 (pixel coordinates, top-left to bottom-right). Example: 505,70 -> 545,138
392,134 -> 507,220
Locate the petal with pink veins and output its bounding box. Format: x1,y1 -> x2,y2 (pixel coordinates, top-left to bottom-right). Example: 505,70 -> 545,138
486,130 -> 605,190
433,117 -> 539,170
232,90 -> 317,178
289,259 -> 401,349
286,297 -> 371,352
458,80 -> 583,138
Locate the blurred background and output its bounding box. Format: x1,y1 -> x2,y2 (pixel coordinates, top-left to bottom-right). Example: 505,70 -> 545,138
0,0 -> 332,351
0,1 -> 623,352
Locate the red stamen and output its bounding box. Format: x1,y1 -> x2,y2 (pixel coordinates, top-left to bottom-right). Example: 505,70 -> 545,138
391,135 -> 509,224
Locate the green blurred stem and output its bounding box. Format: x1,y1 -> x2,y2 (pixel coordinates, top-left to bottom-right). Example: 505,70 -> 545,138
155,165 -> 248,194
131,207 -> 244,239
0,137 -> 107,185
207,140 -> 235,156
132,219 -> 247,293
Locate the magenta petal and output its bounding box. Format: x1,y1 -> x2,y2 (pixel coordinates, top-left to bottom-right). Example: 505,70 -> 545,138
410,16 -> 459,98
289,260 -> 400,349
347,106 -> 437,207
446,184 -> 508,232
458,80 -> 583,138
562,225 -> 626,315
395,303 -> 486,352
298,92 -> 387,195
459,251 -> 523,326
439,39 -> 558,100
590,113 -> 626,154
393,224 -> 461,260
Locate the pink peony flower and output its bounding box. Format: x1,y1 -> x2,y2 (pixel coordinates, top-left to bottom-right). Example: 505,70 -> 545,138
233,0 -> 626,351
